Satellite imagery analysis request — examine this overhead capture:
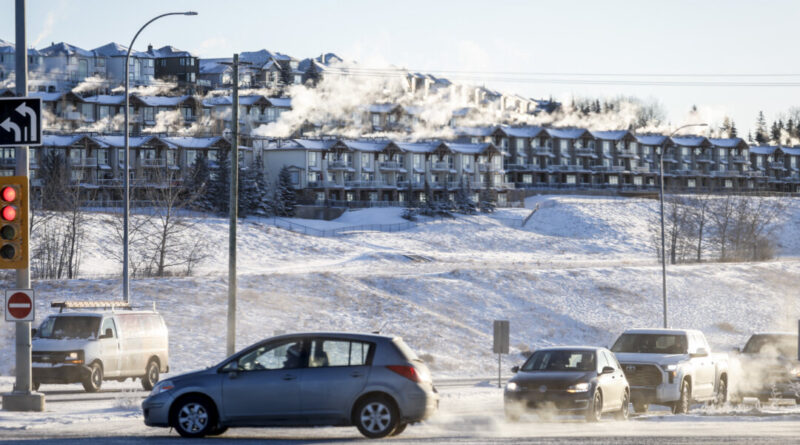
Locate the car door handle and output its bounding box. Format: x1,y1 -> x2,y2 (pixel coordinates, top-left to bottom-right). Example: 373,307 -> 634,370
282,374 -> 297,381
350,371 -> 363,378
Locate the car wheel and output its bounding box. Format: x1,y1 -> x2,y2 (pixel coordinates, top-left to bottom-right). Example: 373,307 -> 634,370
633,402 -> 648,413
355,396 -> 399,439
207,424 -> 228,436
615,391 -> 630,420
172,396 -> 216,438
585,390 -> 602,422
141,359 -> 159,391
82,362 -> 103,393
714,377 -> 727,406
671,380 -> 690,414
390,423 -> 407,436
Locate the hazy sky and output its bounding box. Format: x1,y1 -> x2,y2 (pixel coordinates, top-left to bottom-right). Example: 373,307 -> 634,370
2,0 -> 799,137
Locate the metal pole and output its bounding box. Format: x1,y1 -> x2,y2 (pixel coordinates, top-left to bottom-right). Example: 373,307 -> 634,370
2,0 -> 43,411
658,148 -> 668,329
122,11 -> 198,304
497,354 -> 501,388
226,54 -> 239,357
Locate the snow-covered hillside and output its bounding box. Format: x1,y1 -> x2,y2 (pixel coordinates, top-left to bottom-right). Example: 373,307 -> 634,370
2,196 -> 799,378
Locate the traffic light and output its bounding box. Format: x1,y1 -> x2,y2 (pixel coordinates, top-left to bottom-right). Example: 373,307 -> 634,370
0,176 -> 28,269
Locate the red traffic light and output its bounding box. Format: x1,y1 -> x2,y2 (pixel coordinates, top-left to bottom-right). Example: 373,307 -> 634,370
2,205 -> 16,222
1,186 -> 15,202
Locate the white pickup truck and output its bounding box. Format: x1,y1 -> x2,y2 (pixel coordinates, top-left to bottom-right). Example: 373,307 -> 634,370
611,329 -> 728,414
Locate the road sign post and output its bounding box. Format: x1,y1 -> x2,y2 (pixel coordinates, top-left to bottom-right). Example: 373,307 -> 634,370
2,0 -> 44,412
493,320 -> 510,388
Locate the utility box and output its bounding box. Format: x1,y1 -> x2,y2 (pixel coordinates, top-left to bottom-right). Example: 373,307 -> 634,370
493,320 -> 510,354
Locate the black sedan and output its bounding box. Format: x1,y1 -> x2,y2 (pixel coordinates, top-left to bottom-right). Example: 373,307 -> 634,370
504,346 -> 630,422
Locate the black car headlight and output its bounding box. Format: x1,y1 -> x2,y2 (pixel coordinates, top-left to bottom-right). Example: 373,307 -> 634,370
505,382 -> 521,392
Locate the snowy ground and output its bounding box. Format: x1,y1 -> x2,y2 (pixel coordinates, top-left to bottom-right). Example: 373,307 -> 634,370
1,195 -> 799,381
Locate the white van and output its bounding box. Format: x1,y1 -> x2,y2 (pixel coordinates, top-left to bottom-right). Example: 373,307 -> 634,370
32,304 -> 169,392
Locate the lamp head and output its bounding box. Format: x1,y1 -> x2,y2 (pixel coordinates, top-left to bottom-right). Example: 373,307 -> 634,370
184,11 -> 198,15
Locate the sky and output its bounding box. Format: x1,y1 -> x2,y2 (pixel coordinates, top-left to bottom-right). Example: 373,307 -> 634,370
2,0 -> 799,138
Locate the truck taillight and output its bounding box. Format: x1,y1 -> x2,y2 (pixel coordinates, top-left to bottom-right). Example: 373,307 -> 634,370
387,365 -> 421,383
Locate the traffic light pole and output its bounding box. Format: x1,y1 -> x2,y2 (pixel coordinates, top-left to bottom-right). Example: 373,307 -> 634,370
226,54 -> 239,357
2,0 -> 45,412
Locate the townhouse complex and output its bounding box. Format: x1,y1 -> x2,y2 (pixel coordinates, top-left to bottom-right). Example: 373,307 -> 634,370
2,39 -> 799,209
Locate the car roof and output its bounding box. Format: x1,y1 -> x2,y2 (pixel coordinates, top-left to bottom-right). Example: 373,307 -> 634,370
264,332 -> 397,342
622,328 -> 698,335
536,346 -> 604,352
48,311 -> 159,317
750,332 -> 798,338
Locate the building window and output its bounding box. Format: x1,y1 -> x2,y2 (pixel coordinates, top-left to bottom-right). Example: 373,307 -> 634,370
566,174 -> 576,184
293,74 -> 302,84
371,114 -> 381,127
308,152 -> 319,167
290,171 -> 299,184
609,175 -> 618,185
633,176 -> 642,186
687,179 -> 696,188
515,139 -> 525,150
725,179 -> 733,188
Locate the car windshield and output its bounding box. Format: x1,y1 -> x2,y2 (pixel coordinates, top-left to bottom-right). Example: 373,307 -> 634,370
521,350 -> 595,372
743,335 -> 797,357
36,316 -> 101,340
611,334 -> 688,354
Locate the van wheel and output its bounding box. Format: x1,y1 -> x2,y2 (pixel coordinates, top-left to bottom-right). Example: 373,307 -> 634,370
355,396 -> 399,438
141,360 -> 159,391
82,362 -> 103,393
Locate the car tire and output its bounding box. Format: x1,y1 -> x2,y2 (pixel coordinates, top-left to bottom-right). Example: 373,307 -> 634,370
172,396 -> 216,438
355,396 -> 399,439
82,362 -> 103,393
207,424 -> 228,436
633,402 -> 648,413
390,423 -> 407,436
671,380 -> 690,414
714,377 -> 727,406
615,390 -> 630,420
585,390 -> 603,422
141,359 -> 159,391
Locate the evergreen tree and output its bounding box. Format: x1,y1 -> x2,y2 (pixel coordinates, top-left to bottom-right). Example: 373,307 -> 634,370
275,166 -> 296,217
770,121 -> 781,143
720,117 -> 732,138
729,121 -> 737,138
478,188 -> 495,213
185,155 -> 211,211
455,176 -> 476,215
755,111 -> 768,144
238,163 -> 259,218
250,155 -> 273,216
405,180 -> 415,208
208,149 -> 231,214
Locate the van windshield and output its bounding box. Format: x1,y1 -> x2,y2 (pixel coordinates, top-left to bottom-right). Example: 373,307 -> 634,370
37,316 -> 101,340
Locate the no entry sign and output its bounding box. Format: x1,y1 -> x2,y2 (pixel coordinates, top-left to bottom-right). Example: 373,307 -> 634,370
5,289 -> 34,322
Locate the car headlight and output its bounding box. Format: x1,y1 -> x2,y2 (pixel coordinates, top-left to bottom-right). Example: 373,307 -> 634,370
505,382 -> 520,392
64,351 -> 84,364
661,364 -> 678,372
150,380 -> 175,396
566,382 -> 590,393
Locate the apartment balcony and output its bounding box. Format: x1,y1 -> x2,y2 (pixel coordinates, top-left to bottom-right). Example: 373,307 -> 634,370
64,111 -> 82,120
710,170 -> 739,177
140,158 -> 167,168
345,181 -> 395,188
616,150 -> 639,159
590,165 -> 625,172
574,148 -> 597,157
674,169 -> 701,176
533,147 -> 554,156
477,164 -> 492,173
327,161 -> 354,171
396,181 -> 426,189
378,161 -> 403,171
632,165 -> 651,173
695,156 -> 714,163
71,157 -> 98,168
731,155 -> 749,163
430,162 -> 452,172
769,162 -> 786,170
308,180 -> 343,188
745,171 -> 764,177
493,182 -> 515,189
0,158 -> 15,168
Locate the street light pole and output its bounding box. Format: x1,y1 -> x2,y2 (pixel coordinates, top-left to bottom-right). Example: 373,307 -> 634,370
123,11 -> 197,303
658,123 -> 708,328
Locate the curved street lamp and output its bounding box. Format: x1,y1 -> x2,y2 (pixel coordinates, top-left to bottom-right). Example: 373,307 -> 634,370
657,122 -> 708,328
124,11 -> 197,303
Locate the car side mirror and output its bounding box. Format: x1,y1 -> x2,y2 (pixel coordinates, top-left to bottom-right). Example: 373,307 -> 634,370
691,348 -> 709,358
601,366 -> 615,375
31,328 -> 37,337
100,328 -> 113,339
511,365 -> 520,373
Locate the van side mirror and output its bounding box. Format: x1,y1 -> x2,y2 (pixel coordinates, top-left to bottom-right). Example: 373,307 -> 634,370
601,366 -> 615,375
511,365 -> 520,373
31,328 -> 37,337
100,328 -> 113,339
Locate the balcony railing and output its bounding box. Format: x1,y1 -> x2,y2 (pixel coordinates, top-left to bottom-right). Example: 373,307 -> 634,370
328,161 -> 353,170
345,181 -> 394,188
731,155 -> 748,163
430,162 -> 452,171
616,150 -> 639,158
632,166 -> 650,173
769,162 -> 786,170
378,161 -> 402,170
71,157 -> 98,167
140,158 -> 167,167
308,180 -> 343,188
0,158 -> 15,168
591,165 -> 625,172
695,156 -> 714,163
533,147 -> 553,155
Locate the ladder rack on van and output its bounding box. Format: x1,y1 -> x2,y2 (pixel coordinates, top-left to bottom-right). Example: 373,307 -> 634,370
51,301 -> 134,313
